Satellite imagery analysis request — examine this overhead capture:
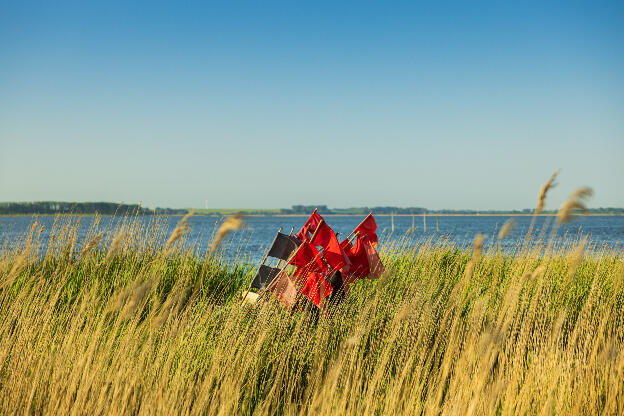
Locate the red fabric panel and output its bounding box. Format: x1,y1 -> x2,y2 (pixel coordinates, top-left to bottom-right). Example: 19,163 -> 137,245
268,270 -> 298,307
341,237 -> 370,282
310,222 -> 349,271
363,236 -> 384,279
300,271 -> 332,306
295,210 -> 324,242
354,214 -> 378,247
288,241 -> 327,273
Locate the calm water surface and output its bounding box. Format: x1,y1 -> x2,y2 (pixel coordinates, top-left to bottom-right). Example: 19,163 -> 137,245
1,215 -> 622,263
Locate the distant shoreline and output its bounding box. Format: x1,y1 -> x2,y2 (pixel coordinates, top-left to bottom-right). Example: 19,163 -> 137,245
1,213 -> 623,217
3,202 -> 623,217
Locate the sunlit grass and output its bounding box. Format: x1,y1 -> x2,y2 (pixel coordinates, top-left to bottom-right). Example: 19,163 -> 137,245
0,214 -> 622,415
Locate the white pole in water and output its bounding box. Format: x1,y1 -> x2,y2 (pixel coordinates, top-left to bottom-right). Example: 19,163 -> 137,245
423,213 -> 427,233
391,212 -> 395,232
436,216 -> 439,233
412,214 -> 415,231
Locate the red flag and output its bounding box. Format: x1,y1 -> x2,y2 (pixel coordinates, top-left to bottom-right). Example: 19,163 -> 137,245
354,213 -> 378,247
288,241 -> 327,273
310,222 -> 349,271
267,270 -> 297,308
341,237 -> 370,281
289,241 -> 332,308
300,271 -> 332,307
339,239 -> 356,285
295,209 -> 324,242
363,236 -> 384,279
268,270 -> 298,307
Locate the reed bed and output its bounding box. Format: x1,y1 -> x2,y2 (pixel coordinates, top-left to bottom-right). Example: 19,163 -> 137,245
0,214 -> 622,415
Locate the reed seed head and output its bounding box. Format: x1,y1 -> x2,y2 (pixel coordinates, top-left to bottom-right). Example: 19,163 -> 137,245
165,212 -> 194,253
536,170 -> 560,214
472,233 -> 486,260
107,230 -> 126,259
498,219 -> 516,240
80,232 -> 104,257
211,214 -> 246,252
556,187 -> 593,224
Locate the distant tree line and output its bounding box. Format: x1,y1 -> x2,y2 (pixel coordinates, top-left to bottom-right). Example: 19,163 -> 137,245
0,202 -> 186,215
282,205 -> 332,214
280,206 -> 426,215
337,206 -> 428,215
1,202 -> 622,216
277,205 -> 624,215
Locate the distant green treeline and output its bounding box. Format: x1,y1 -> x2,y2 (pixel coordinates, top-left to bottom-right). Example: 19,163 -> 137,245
1,202 -> 622,216
278,205 -> 624,215
0,201 -> 186,216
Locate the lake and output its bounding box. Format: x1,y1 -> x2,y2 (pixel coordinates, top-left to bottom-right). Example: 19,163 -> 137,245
1,214 -> 622,263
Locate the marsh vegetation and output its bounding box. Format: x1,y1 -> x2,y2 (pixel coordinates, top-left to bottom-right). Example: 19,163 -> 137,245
0,206 -> 622,414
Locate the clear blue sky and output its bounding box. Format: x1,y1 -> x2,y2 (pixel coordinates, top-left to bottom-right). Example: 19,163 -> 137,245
1,1 -> 622,210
